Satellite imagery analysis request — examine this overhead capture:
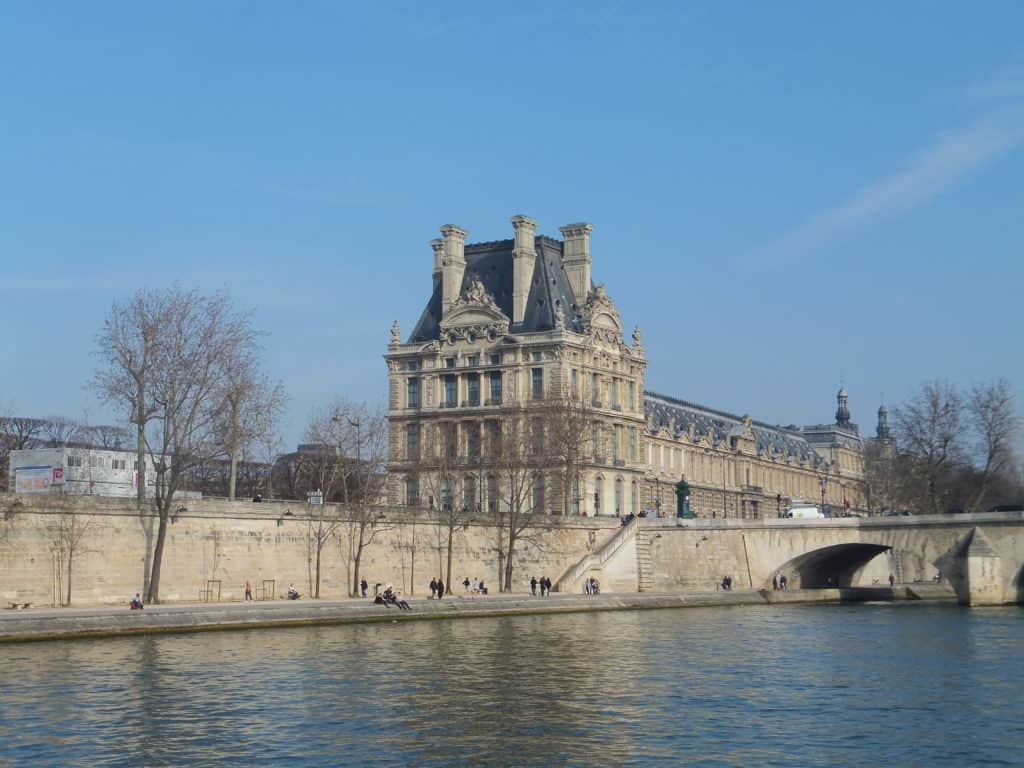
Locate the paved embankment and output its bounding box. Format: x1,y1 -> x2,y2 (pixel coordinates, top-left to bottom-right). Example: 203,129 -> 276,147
0,585 -> 957,643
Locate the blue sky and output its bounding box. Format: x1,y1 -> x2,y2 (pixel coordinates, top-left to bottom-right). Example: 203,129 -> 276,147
2,2 -> 1022,451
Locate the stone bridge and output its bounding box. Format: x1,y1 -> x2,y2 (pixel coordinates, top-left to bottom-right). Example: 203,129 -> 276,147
566,512 -> 1024,605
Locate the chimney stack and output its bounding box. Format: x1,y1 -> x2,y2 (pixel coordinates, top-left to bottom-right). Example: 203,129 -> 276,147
440,224 -> 468,315
430,238 -> 444,281
560,222 -> 593,304
511,215 -> 538,325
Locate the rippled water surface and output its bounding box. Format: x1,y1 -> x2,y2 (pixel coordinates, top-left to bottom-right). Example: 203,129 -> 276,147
1,604 -> 1022,767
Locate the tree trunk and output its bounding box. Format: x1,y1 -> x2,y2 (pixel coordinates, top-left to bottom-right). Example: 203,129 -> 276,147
65,546 -> 73,606
229,450 -> 238,501
146,510 -> 170,603
136,388 -> 146,510
314,538 -> 322,599
352,547 -> 362,598
445,527 -> 454,597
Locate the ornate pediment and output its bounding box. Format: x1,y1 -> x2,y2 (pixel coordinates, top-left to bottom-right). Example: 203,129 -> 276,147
581,283 -> 623,344
439,274 -> 510,344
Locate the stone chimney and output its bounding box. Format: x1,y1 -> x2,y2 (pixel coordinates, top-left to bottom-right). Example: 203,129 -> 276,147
511,215 -> 538,325
560,222 -> 593,304
430,238 -> 444,282
440,224 -> 468,316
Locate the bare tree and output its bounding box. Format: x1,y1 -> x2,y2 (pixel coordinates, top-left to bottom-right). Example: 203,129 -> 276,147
44,498 -> 96,606
541,397 -> 597,516
42,416 -> 81,447
417,424 -> 473,594
215,346 -> 287,501
93,289 -> 173,510
488,404 -> 550,592
78,424 -> 130,450
895,380 -> 963,515
967,380 -> 1020,511
330,400 -> 389,597
95,288 -> 261,602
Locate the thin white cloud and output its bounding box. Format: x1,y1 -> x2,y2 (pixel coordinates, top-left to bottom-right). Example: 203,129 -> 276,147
752,68 -> 1024,262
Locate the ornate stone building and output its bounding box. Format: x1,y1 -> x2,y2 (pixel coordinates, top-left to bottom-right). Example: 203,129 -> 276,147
385,216 -> 865,518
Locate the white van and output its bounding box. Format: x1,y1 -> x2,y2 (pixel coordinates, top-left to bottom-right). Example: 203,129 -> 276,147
786,504 -> 824,519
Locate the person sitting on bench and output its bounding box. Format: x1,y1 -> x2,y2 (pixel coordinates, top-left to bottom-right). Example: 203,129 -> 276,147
130,594 -> 144,610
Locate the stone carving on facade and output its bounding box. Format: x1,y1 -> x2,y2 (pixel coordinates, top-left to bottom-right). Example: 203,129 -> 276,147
390,320 -> 401,345
581,283 -> 624,345
632,325 -> 643,348
439,273 -> 510,344
553,300 -> 565,330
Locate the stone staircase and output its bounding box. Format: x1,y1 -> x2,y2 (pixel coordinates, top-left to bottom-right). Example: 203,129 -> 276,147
554,517 -> 640,593
635,530 -> 654,592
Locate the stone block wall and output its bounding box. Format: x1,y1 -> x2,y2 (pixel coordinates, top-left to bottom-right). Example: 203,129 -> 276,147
0,493 -> 620,607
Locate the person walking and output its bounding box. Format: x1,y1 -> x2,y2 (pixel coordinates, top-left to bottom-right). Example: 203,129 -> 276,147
430,577 -> 438,598
888,573 -> 895,588
244,580 -> 253,601
463,576 -> 470,593
360,578 -> 368,597
544,576 -> 552,596
530,576 -> 538,596
772,575 -> 778,591
437,578 -> 445,599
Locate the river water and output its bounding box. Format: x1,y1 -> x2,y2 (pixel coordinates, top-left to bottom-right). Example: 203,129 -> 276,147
1,604 -> 1021,767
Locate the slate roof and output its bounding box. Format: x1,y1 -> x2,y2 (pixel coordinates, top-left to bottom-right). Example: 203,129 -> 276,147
408,237 -> 584,342
643,391 -> 824,466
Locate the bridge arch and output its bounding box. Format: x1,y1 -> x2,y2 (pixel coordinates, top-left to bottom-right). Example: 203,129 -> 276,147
774,543 -> 892,589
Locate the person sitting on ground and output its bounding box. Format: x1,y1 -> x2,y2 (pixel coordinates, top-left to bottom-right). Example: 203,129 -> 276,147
287,584 -> 300,600
130,593 -> 144,610
393,592 -> 411,611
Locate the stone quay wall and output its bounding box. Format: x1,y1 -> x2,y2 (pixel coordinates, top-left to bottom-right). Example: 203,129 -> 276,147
0,494 -> 622,607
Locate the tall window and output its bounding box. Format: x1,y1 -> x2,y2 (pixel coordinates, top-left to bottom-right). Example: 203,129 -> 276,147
628,381 -> 636,411
615,478 -> 623,515
444,375 -> 457,407
490,353 -> 502,365
489,372 -> 502,404
464,476 -> 476,511
487,475 -> 498,513
487,420 -> 501,456
611,378 -> 619,407
571,368 -> 579,398
532,474 -> 545,513
466,422 -> 481,461
595,477 -> 603,515
612,425 -> 621,461
591,373 -> 600,405
444,423 -> 457,459
629,428 -> 637,461
406,422 -> 420,460
631,480 -> 638,514
531,368 -> 543,400
440,479 -> 452,511
592,423 -> 600,459
407,377 -> 420,408
571,476 -> 580,515
406,477 -> 419,506
532,417 -> 544,453
467,373 -> 480,406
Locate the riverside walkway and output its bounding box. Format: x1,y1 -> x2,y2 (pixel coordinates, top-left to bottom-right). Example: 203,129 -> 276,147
0,585 -> 956,643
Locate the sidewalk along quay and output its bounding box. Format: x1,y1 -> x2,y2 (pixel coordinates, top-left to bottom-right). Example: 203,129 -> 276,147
0,585 -> 956,643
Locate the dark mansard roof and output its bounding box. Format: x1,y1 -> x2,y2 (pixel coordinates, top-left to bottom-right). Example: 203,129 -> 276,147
408,236 -> 584,342
643,391 -> 825,466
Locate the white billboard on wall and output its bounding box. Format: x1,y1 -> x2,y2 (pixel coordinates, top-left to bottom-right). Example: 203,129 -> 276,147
14,466 -> 59,494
